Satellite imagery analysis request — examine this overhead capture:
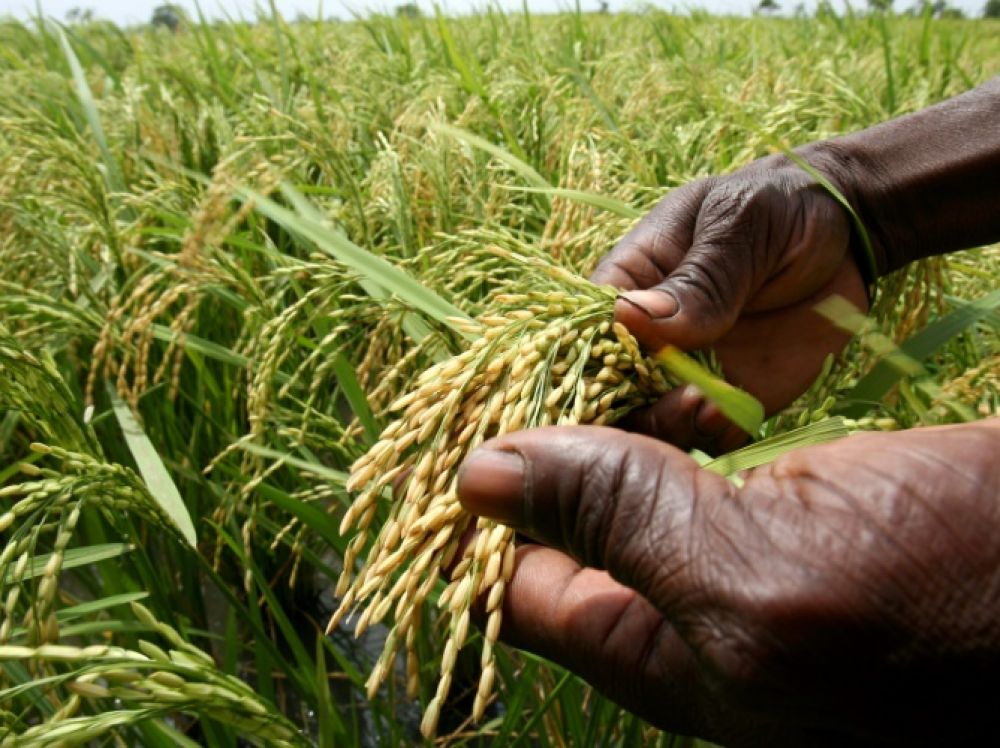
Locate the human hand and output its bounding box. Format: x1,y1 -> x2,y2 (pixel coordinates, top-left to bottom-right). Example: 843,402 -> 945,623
592,155 -> 868,450
458,419 -> 1000,746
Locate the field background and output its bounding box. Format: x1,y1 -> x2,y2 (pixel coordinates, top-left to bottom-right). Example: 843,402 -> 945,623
1,6 -> 998,746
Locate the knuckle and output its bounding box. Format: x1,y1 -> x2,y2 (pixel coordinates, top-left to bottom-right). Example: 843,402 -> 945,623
568,435 -> 667,579
567,442 -> 636,565
592,252 -> 658,289
689,177 -> 794,292
700,180 -> 758,227
670,254 -> 735,308
701,176 -> 789,234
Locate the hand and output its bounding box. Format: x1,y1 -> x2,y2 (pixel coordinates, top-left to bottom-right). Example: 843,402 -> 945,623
592,155 -> 868,450
458,419 -> 1000,746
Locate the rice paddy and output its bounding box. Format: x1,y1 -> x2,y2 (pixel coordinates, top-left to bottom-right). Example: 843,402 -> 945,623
0,6 -> 998,746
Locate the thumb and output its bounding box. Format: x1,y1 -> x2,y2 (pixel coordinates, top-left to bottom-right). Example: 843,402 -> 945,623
456,425 -> 737,615
616,213 -> 758,352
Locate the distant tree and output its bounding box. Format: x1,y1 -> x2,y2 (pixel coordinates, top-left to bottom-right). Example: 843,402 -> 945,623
65,7 -> 94,23
867,0 -> 893,11
816,0 -> 838,16
911,0 -> 966,15
757,0 -> 780,13
598,0 -> 610,12
151,4 -> 183,32
987,0 -> 1000,15
395,3 -> 421,17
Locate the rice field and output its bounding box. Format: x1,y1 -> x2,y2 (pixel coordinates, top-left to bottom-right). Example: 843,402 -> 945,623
0,6 -> 998,746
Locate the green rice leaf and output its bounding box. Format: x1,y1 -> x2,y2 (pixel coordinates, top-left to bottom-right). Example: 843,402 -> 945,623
254,484 -> 345,552
238,183 -> 475,335
655,345 -> 765,436
705,417 -> 851,477
143,153 -> 460,344
498,185 -> 642,218
509,669 -> 575,748
828,290 -> 1000,417
277,183 -> 439,345
816,295 -> 924,382
5,544 -> 132,584
434,11 -> 487,100
431,123 -> 551,190
57,592 -> 150,621
761,141 -> 878,288
109,389 -> 197,547
314,637 -> 345,747
149,324 -> 249,369
235,441 -> 350,485
55,26 -> 126,196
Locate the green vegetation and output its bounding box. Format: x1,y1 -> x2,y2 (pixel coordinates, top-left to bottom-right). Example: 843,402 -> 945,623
0,7 -> 998,746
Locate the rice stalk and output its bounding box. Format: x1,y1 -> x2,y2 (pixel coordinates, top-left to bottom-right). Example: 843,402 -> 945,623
332,249 -> 688,736
0,603 -> 309,747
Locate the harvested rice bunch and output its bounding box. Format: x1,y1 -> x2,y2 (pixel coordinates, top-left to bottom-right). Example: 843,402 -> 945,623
331,259 -> 678,737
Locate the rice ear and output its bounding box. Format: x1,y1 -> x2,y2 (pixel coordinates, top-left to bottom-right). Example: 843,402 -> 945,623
333,282 -> 683,733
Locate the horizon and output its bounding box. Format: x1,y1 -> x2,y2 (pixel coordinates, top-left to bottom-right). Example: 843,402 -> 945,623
0,0 -> 993,26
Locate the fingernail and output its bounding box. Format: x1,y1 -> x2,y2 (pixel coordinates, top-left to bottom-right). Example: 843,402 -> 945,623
694,401 -> 729,438
457,449 -> 525,526
619,290 -> 679,319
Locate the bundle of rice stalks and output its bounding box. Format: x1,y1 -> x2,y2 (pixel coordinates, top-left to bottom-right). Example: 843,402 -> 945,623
0,603 -> 308,748
331,251 -> 684,736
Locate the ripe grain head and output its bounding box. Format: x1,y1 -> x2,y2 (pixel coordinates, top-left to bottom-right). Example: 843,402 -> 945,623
332,251 -> 680,736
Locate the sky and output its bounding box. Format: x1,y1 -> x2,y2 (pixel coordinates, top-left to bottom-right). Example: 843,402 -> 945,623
0,0 -> 989,25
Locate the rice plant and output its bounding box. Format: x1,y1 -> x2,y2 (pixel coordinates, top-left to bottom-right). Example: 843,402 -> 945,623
0,6 -> 997,746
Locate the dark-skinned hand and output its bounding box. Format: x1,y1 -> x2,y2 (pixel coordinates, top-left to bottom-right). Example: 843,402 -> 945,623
458,420 -> 1000,746
591,75 -> 1000,451
459,78 -> 1000,746
455,80 -> 1000,746
590,154 -> 868,452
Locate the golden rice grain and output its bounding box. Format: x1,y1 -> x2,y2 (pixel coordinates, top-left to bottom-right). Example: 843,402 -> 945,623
331,265 -> 680,737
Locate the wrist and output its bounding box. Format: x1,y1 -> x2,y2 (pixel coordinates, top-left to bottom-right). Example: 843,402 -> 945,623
794,140 -> 898,283
798,78 -> 1000,278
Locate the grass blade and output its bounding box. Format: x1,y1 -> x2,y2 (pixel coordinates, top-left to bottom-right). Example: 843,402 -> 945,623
109,388 -> 197,547
57,591 -> 150,621
277,182 -> 441,345
55,26 -> 125,196
655,345 -> 765,436
783,151 -> 878,288
330,353 -> 379,442
240,183 -> 475,335
498,185 -> 642,218
5,544 -> 132,584
510,668 -> 574,748
705,417 -> 851,477
431,123 -> 551,190
149,324 -> 249,369
835,289 -> 1000,417
235,441 -> 350,485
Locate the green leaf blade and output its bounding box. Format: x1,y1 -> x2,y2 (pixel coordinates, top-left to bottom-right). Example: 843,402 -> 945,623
655,345 -> 765,436
109,389 -> 197,547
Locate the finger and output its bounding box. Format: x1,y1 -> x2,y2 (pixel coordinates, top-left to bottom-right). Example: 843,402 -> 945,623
457,425 -> 738,621
499,545 -> 838,747
464,429 -> 839,746
617,182 -> 766,352
499,543 -> 713,737
616,384 -> 749,454
590,179 -> 714,289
